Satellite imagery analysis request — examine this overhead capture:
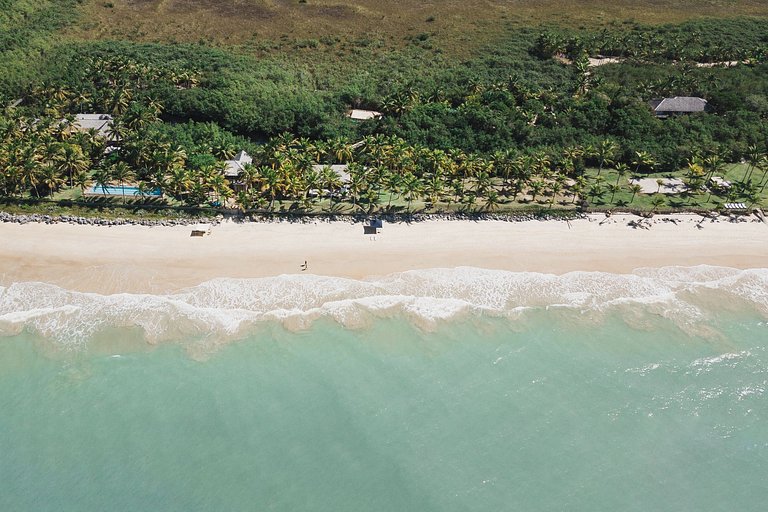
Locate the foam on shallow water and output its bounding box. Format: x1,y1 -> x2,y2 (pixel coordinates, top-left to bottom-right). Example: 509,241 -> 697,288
1,266 -> 767,348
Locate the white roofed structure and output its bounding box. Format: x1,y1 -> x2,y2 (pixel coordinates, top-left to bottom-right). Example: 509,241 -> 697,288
649,97 -> 708,117
223,150 -> 253,178
69,113 -> 115,139
312,164 -> 351,183
348,109 -> 382,121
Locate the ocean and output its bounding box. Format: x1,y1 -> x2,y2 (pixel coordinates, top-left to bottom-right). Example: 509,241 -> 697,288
1,266 -> 767,511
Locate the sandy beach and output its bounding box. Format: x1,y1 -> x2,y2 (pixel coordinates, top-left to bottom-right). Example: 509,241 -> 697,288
1,214 -> 767,294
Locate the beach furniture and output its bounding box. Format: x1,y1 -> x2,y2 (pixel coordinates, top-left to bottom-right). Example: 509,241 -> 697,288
190,224 -> 212,237
724,203 -> 748,213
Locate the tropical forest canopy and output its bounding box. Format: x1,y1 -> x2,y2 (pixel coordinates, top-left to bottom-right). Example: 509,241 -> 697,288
1,0 -> 767,214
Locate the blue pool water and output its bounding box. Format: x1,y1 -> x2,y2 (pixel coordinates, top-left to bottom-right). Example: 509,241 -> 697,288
88,185 -> 162,197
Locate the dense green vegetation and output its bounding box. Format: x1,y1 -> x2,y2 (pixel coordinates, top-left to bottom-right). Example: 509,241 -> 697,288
0,0 -> 81,99
533,18 -> 768,63
1,2 -> 767,216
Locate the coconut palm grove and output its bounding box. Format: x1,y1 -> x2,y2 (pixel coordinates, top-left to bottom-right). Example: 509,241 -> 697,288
1,2 -> 768,217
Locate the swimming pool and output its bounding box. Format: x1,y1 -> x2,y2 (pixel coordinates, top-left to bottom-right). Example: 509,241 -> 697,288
87,185 -> 162,197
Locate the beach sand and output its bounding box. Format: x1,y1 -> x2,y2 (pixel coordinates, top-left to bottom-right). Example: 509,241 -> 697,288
1,214 -> 767,294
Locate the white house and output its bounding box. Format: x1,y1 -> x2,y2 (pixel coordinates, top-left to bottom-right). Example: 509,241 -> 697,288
68,113 -> 115,139
223,150 -> 253,178
311,164 -> 351,184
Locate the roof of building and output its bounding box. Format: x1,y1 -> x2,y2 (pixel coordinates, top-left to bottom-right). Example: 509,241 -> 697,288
651,96 -> 708,113
348,109 -> 383,121
223,150 -> 253,177
312,164 -> 351,183
71,113 -> 114,138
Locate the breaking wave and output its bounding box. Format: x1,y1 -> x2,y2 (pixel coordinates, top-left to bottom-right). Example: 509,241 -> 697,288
1,266 -> 767,348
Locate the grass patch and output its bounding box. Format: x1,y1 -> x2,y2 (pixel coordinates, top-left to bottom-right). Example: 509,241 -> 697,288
65,0 -> 768,58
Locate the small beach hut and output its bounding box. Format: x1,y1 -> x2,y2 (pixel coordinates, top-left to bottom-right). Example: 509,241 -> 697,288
364,219 -> 383,235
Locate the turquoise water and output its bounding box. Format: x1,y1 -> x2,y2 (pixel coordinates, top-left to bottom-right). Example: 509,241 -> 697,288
88,185 -> 162,196
1,267 -> 767,510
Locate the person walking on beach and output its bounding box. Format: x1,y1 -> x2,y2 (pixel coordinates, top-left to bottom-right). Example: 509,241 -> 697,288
300,260 -> 308,272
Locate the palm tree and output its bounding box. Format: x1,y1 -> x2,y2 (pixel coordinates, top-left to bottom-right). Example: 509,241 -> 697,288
628,183 -> 643,203
73,170 -> 92,196
758,156 -> 768,193
632,151 -> 655,174
211,142 -> 236,160
124,104 -> 159,133
110,162 -> 135,203
2,163 -> 22,198
463,191 -> 478,212
321,167 -> 343,206
257,166 -> 281,211
614,162 -> 629,186
607,183 -> 621,204
109,87 -> 133,116
684,179 -> 703,206
741,145 -> 761,183
217,180 -> 234,208
235,190 -> 253,212
208,173 -> 229,206
484,190 -> 501,211
703,153 -> 725,183
549,181 -> 563,207
588,181 -> 605,204
92,168 -> 112,196
167,166 -> 193,199
401,173 -> 422,213
650,194 -> 666,212
20,162 -> 42,199
55,144 -> 90,188
425,174 -> 445,209
561,145 -> 584,176
528,180 -> 545,203
329,137 -> 353,163
384,171 -> 403,207
40,166 -> 64,196
347,163 -> 368,211
594,139 -> 619,176
531,151 -> 552,177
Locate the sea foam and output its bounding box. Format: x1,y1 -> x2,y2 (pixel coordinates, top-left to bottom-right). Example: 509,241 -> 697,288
1,266 -> 767,347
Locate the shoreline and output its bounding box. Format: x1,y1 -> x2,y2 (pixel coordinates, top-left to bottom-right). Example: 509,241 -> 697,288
0,209 -> 584,227
2,214 -> 767,294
